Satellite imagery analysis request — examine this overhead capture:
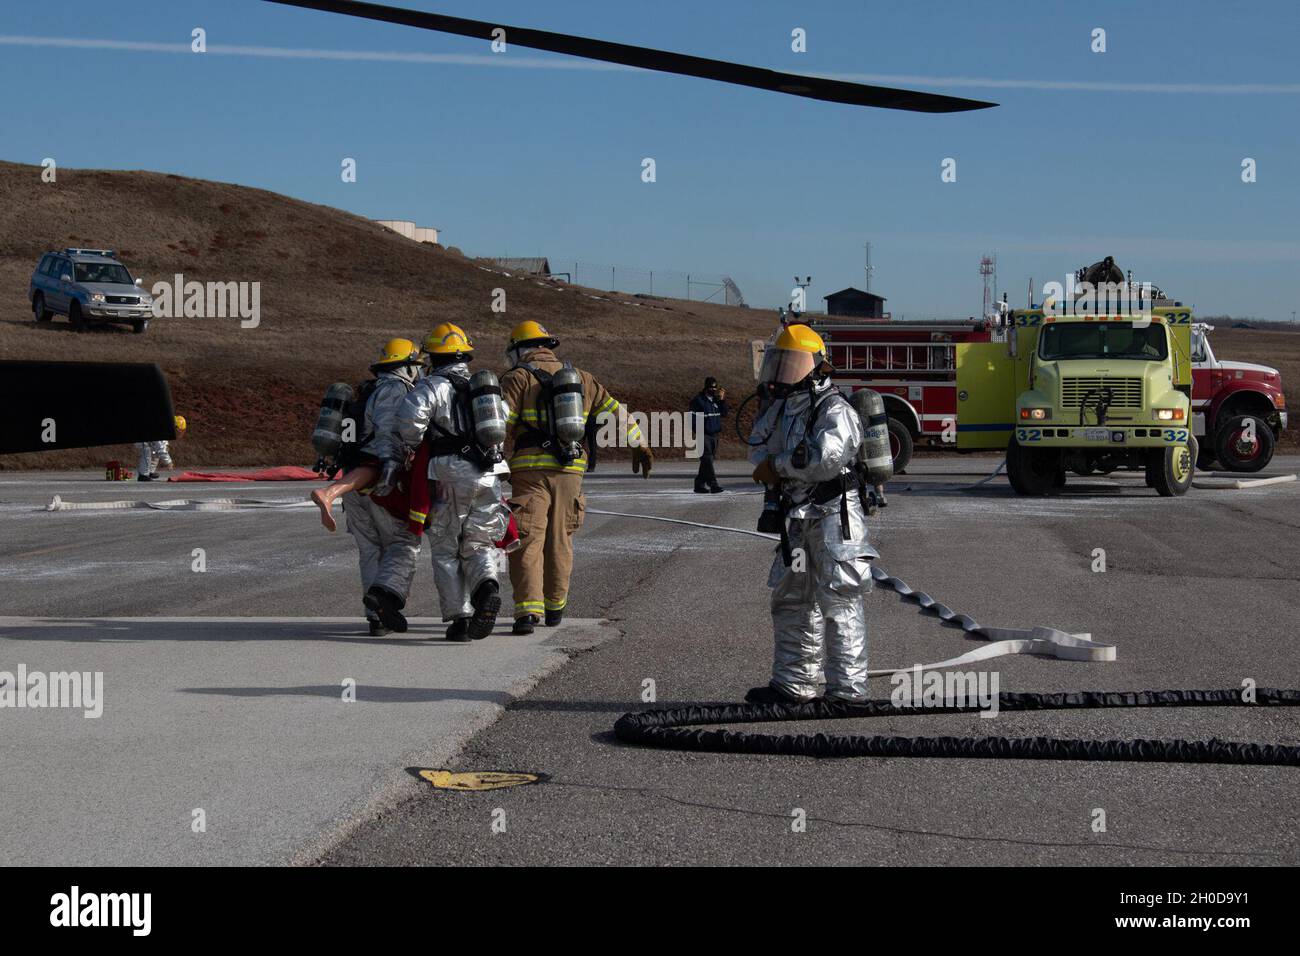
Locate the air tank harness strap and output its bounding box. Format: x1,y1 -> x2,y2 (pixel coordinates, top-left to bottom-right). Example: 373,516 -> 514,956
809,470 -> 861,541
424,377 -> 491,468
514,364 -> 584,465
425,433 -> 479,460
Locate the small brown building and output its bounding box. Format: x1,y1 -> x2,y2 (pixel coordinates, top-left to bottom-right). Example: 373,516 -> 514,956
824,287 -> 887,319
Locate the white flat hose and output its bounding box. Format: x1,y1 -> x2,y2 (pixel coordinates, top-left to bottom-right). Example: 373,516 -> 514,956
43,495 -> 1114,676
588,506 -> 1115,677
47,495 -> 315,512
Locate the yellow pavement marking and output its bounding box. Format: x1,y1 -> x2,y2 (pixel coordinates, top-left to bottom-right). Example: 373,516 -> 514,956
418,770 -> 544,791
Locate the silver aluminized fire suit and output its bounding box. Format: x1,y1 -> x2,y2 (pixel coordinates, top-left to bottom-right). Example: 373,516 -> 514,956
135,440 -> 172,476
749,379 -> 877,702
396,362 -> 509,622
343,370 -> 421,622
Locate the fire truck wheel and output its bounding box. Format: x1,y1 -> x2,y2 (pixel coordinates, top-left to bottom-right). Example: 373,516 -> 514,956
1146,442 -> 1195,497
887,417 -> 913,474
1213,414 -> 1273,473
1006,438 -> 1058,496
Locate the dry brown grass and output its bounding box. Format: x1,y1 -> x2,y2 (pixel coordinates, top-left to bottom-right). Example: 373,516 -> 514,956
0,160 -> 775,469
2,160 -> 1294,469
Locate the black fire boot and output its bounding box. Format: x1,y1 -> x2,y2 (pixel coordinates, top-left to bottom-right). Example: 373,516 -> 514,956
445,618 -> 471,642
512,614 -> 537,636
467,580 -> 501,640
137,474 -> 156,482
363,586 -> 408,633
744,684 -> 815,706
544,608 -> 563,627
368,619 -> 390,637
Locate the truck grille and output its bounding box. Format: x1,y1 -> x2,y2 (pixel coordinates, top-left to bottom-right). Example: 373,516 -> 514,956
1061,377 -> 1143,408
106,295 -> 140,305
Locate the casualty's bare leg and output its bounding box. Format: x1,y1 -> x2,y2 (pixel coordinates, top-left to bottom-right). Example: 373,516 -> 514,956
311,464 -> 379,532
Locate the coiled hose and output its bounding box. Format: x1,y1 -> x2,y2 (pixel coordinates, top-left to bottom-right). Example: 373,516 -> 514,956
596,508 -> 1299,767
615,689 -> 1300,767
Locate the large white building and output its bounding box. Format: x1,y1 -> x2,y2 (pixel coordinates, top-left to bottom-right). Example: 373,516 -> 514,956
374,219 -> 440,245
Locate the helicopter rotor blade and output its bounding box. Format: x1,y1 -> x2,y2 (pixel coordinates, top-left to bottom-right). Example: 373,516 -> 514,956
261,0 -> 997,113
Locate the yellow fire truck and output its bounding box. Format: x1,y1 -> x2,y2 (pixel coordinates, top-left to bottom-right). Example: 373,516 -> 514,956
801,294 -> 1197,496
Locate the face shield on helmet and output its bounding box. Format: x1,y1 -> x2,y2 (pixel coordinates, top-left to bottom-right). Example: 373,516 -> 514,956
759,326 -> 830,398
759,347 -> 817,391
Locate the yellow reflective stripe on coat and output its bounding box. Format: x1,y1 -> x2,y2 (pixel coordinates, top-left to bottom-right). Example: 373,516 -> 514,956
593,398 -> 643,444
508,452 -> 587,473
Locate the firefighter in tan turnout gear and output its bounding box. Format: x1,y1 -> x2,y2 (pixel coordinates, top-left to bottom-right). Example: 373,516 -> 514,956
499,321 -> 653,635
747,324 -> 877,704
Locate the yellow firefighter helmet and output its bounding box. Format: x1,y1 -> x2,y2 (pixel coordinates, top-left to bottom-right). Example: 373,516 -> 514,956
372,337 -> 422,370
507,320 -> 559,350
761,323 -> 832,392
422,323 -> 473,357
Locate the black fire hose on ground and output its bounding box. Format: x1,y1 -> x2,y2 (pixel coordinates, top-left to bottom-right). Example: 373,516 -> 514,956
597,510 -> 1299,768
615,689 -> 1300,767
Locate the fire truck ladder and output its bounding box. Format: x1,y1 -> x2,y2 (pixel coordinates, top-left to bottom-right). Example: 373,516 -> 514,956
836,340 -> 954,374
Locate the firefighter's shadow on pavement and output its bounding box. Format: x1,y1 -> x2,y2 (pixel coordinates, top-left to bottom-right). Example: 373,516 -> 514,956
179,685 -> 513,704
0,619 -> 461,646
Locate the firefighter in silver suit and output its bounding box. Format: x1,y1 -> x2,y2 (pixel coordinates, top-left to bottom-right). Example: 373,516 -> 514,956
747,323 -> 877,704
345,339 -> 424,637
392,323 -> 508,642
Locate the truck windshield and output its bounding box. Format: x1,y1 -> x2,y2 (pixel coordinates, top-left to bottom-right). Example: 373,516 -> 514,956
1039,322 -> 1167,361
74,262 -> 133,285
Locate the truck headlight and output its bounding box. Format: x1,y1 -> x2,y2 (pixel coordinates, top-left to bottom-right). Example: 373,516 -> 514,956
1154,408 -> 1185,421
90,293 -> 105,303
1020,407 -> 1051,420
139,294 -> 153,305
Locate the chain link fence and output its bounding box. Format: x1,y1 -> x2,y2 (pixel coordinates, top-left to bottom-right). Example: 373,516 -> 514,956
552,258 -> 748,306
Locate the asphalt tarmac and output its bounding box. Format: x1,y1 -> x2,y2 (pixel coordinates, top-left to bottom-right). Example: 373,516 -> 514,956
2,458 -> 1298,865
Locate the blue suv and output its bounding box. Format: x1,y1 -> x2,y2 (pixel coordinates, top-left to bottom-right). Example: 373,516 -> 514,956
30,248 -> 154,333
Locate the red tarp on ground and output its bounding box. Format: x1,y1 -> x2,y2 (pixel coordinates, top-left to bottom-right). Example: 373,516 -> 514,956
169,466 -> 325,482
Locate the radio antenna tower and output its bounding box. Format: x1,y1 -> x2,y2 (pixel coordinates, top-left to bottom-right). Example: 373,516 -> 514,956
864,242 -> 874,292
979,254 -> 997,318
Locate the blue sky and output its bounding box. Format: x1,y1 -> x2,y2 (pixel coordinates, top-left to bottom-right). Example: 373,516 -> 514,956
2,0 -> 1297,318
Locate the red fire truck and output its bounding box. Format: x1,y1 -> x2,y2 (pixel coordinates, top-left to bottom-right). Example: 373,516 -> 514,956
807,313 -> 1285,473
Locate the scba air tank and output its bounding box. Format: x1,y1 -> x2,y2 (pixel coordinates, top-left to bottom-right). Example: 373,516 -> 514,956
468,369 -> 508,450
312,382 -> 356,458
550,365 -> 587,443
848,388 -> 894,486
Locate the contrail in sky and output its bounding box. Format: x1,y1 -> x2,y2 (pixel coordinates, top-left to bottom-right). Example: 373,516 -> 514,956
1,35 -> 1297,93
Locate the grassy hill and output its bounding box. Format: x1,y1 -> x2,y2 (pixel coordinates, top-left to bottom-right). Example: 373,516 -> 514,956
1,160 -> 1294,469
0,160 -> 774,469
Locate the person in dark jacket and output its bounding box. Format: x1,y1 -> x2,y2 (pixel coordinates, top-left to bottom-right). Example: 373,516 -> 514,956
689,377 -> 728,493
